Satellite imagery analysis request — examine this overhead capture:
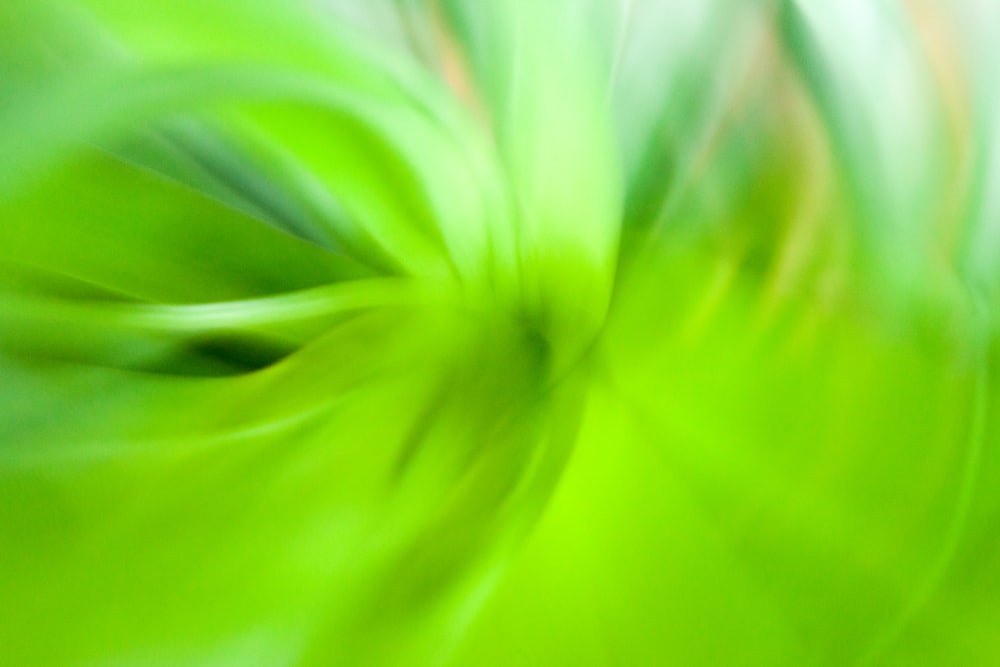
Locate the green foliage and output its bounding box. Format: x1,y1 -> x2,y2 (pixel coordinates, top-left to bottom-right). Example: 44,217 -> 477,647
2,1 -> 999,665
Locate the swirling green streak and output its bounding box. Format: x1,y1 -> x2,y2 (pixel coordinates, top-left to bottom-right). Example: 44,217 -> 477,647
0,65 -> 455,274
3,278 -> 421,331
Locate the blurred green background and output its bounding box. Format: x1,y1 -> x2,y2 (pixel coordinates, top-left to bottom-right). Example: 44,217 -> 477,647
2,1 -> 999,665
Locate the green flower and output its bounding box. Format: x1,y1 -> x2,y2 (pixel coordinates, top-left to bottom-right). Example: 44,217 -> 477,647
1,1 -> 998,665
